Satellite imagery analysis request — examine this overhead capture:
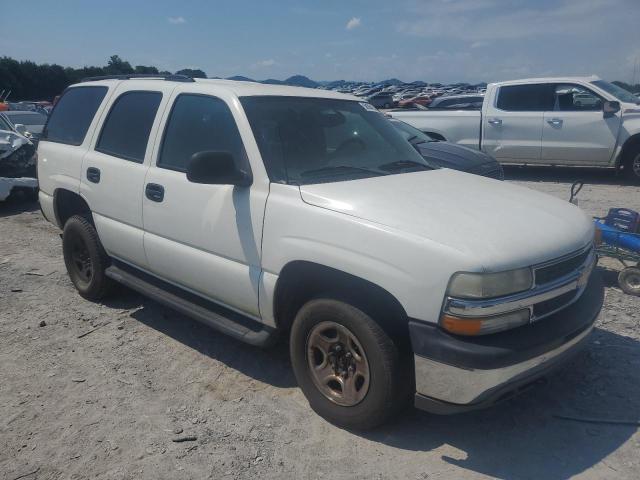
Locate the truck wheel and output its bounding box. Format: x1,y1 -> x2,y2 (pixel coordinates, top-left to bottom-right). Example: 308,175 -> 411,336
62,215 -> 113,300
618,267 -> 640,296
623,149 -> 640,183
290,298 -> 409,430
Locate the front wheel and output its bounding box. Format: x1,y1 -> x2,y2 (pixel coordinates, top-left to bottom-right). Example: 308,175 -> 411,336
290,298 -> 409,430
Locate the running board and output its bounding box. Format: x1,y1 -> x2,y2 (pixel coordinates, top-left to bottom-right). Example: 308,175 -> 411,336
105,264 -> 276,347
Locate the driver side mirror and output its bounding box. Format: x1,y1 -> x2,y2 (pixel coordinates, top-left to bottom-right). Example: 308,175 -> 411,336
14,123 -> 27,135
603,100 -> 620,117
186,151 -> 252,187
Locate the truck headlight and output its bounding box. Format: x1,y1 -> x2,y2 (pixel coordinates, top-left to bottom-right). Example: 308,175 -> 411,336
447,268 -> 533,299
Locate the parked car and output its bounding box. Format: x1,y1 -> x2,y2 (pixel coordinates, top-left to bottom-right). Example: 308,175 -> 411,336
2,110 -> 48,143
389,118 -> 503,179
38,76 -> 603,429
389,76 -> 640,182
365,92 -> 394,109
427,94 -> 484,110
398,95 -> 432,108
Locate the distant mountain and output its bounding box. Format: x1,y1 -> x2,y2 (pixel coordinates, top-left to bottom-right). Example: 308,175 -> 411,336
283,75 -> 318,88
226,75 -> 256,82
380,78 -> 403,86
262,78 -> 285,85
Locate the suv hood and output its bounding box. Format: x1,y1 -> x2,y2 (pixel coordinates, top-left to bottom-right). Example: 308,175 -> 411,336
299,169 -> 593,270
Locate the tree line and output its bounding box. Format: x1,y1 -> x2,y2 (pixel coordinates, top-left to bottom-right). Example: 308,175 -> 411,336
0,55 -> 207,101
2,54 -> 639,102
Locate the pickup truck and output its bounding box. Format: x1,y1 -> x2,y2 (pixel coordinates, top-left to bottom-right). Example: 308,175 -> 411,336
38,75 -> 603,429
389,76 -> 640,182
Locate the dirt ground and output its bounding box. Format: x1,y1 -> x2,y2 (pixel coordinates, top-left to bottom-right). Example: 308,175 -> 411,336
1,167 -> 639,480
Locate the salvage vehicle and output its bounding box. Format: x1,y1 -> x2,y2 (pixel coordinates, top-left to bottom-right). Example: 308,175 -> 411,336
2,110 -> 47,144
389,118 -> 504,179
38,75 -> 603,429
0,113 -> 37,201
388,76 -> 640,182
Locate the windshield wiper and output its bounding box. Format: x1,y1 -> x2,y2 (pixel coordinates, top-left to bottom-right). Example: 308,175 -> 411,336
379,159 -> 434,172
300,165 -> 387,178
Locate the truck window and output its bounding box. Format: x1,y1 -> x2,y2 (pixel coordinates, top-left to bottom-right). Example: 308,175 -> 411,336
158,94 -> 245,172
496,84 -> 554,112
42,86 -> 108,145
96,91 -> 162,163
552,84 -> 603,111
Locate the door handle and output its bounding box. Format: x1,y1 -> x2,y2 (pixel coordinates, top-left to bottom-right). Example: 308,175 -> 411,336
487,118 -> 502,126
145,183 -> 165,202
86,167 -> 101,183
547,118 -> 563,126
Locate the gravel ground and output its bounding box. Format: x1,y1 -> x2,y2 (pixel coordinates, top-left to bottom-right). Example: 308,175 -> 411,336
1,167 -> 639,480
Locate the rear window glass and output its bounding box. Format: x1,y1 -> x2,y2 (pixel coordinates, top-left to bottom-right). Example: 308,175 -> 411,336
43,86 -> 107,145
96,91 -> 162,163
497,84 -> 554,111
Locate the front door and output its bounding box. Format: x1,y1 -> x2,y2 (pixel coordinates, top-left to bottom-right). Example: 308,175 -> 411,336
142,91 -> 268,318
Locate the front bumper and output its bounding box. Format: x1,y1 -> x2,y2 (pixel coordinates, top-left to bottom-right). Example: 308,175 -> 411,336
411,270 -> 604,414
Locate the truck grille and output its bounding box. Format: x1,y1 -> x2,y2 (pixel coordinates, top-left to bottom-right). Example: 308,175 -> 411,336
534,247 -> 591,286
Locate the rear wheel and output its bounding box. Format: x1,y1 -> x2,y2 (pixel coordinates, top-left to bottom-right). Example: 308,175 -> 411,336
62,215 -> 113,300
622,149 -> 640,183
618,267 -> 640,296
290,298 -> 409,430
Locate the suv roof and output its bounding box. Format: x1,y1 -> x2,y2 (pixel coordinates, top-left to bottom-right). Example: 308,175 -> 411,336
74,77 -> 358,101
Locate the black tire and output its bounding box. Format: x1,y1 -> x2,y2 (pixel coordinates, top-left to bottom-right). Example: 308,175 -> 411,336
290,298 -> 409,430
622,147 -> 640,183
618,267 -> 640,296
62,214 -> 113,300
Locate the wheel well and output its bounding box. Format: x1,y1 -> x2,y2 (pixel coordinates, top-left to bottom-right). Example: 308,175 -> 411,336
273,261 -> 409,342
619,134 -> 640,168
425,131 -> 446,141
53,189 -> 92,228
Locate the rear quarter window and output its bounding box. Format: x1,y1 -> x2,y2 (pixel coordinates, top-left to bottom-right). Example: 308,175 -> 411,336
43,86 -> 108,145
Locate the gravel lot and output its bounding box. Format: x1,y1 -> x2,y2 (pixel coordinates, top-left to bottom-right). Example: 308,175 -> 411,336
1,167 -> 639,480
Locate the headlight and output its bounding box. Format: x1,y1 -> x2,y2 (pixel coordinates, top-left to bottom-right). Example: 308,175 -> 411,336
441,268 -> 534,336
447,268 -> 533,299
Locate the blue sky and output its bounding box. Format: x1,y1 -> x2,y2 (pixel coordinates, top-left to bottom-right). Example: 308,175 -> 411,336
1,0 -> 639,83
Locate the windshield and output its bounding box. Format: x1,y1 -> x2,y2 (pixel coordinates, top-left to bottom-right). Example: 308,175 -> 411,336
6,112 -> 47,125
241,96 -> 432,184
591,80 -> 639,104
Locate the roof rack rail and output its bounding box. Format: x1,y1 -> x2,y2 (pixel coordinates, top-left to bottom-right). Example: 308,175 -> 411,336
80,74 -> 196,83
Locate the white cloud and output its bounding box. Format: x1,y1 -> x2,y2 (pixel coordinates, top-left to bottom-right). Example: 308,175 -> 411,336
397,0 -> 624,41
346,17 -> 361,30
471,41 -> 489,49
254,59 -> 276,68
168,16 -> 186,24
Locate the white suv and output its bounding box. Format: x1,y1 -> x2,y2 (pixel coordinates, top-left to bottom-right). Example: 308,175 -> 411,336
38,75 -> 603,429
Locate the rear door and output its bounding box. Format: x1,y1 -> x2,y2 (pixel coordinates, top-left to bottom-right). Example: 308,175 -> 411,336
482,83 -> 554,163
80,81 -> 174,268
141,87 -> 269,318
540,83 -> 620,165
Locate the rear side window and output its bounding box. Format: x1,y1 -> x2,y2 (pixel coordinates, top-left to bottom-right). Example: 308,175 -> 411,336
43,86 -> 107,145
96,91 -> 162,163
158,94 -> 245,172
496,84 -> 554,111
